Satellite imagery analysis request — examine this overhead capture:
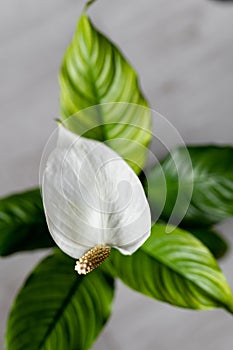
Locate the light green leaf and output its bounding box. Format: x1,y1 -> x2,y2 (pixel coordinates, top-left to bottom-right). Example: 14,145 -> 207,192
110,224 -> 233,312
0,189 -> 54,256
6,251 -> 115,350
147,146 -> 233,226
59,14 -> 151,173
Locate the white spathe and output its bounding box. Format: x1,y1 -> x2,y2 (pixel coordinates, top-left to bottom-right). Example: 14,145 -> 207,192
42,126 -> 151,259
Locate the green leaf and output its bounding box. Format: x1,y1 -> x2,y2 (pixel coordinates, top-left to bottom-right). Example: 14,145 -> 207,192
6,251 -> 115,350
84,0 -> 97,10
0,189 -> 54,256
110,224 -> 233,312
147,146 -> 233,226
59,14 -> 151,173
189,227 -> 229,260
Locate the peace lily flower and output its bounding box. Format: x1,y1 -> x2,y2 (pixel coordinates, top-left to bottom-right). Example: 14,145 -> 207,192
42,126 -> 151,274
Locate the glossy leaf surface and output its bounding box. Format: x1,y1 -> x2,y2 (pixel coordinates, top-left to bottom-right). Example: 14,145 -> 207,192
60,14 -> 151,173
110,224 -> 233,312
147,146 -> 233,226
6,251 -> 115,350
0,189 -> 54,256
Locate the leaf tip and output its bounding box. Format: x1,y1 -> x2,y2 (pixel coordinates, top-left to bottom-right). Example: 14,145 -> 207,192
83,0 -> 97,12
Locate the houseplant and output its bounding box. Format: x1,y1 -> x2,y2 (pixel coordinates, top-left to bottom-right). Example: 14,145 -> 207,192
1,1 -> 233,349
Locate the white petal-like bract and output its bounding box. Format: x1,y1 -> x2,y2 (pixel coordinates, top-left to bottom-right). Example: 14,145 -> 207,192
42,126 -> 151,259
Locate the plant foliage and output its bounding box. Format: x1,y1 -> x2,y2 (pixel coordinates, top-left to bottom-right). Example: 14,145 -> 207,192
6,251 -> 114,350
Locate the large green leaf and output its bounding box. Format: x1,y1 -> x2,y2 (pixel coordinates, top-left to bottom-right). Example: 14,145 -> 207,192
6,251 -> 115,350
147,146 -> 233,226
59,14 -> 151,173
110,224 -> 233,312
0,189 -> 54,256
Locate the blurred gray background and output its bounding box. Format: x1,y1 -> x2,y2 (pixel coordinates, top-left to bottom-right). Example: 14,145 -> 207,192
1,0 -> 233,349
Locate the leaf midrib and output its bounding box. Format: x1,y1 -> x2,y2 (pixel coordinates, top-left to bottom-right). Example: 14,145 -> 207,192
139,247 -> 230,309
37,276 -> 80,349
83,28 -> 106,141
141,244 -> 217,290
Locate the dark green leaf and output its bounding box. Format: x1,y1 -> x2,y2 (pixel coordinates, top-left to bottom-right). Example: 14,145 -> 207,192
147,146 -> 233,226
189,227 -> 229,259
110,224 -> 233,312
59,14 -> 151,173
6,251 -> 115,350
0,189 -> 54,256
